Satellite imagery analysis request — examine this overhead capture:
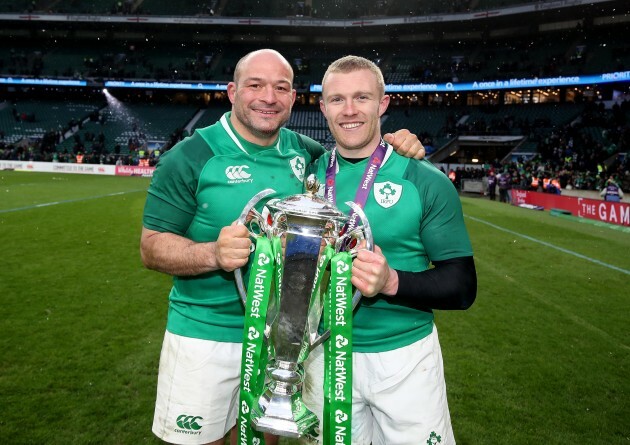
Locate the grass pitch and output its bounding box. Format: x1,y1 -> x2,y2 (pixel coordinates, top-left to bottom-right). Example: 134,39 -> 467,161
0,171 -> 628,444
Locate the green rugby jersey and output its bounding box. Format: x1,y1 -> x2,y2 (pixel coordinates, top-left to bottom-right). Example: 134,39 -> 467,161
312,145 -> 473,353
143,112 -> 324,342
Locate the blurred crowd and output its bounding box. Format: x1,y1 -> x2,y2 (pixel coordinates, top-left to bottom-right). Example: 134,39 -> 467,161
1,99 -> 628,198
0,105 -> 188,167
444,100 -> 630,195
447,151 -> 628,198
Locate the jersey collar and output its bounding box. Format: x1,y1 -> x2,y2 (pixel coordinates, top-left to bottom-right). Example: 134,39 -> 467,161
333,143 -> 394,173
220,112 -> 281,155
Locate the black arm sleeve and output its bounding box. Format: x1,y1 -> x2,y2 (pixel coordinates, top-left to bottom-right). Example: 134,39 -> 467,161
393,256 -> 477,311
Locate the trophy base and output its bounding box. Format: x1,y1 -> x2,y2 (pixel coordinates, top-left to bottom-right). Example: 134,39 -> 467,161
251,390 -> 319,438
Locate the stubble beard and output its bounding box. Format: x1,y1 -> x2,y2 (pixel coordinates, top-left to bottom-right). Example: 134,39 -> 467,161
234,106 -> 288,141
333,121 -> 377,154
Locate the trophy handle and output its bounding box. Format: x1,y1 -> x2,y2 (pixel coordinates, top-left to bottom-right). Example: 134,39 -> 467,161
234,188 -> 276,306
341,200 -> 374,309
310,200 -> 374,350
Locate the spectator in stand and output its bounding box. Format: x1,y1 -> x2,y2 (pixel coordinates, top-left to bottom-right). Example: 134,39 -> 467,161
548,177 -> 562,195
530,173 -> 540,191
600,176 -> 624,202
542,175 -> 551,192
487,170 -> 497,200
498,168 -> 511,203
448,169 -> 456,185
519,172 -> 530,190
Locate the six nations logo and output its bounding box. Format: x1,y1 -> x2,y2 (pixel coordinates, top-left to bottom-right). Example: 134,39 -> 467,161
225,165 -> 253,184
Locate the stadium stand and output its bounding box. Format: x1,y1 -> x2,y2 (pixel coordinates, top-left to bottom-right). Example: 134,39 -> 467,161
189,105 -> 230,132
0,0 -> 615,17
0,100 -> 100,144
1,20 -> 627,85
286,107 -> 335,147
0,0 -> 32,13
0,0 -> 627,193
63,102 -> 197,153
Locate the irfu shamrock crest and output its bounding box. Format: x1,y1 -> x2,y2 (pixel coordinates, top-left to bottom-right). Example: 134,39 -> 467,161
379,182 -> 397,199
290,156 -> 306,181
427,431 -> 442,444
374,181 -> 402,208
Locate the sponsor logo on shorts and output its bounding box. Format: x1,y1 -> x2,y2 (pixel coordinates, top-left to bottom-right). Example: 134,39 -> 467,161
426,431 -> 442,444
225,165 -> 253,184
174,414 -> 203,435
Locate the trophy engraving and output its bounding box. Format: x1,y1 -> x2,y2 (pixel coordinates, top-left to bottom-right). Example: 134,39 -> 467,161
234,176 -> 373,438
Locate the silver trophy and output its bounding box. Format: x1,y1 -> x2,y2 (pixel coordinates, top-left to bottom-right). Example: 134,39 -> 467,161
234,176 -> 373,438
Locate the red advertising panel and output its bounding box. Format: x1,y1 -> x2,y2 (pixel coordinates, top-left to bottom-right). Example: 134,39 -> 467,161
511,190 -> 629,226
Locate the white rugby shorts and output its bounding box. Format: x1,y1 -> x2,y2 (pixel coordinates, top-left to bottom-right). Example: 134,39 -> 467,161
152,331 -> 242,444
302,325 -> 455,445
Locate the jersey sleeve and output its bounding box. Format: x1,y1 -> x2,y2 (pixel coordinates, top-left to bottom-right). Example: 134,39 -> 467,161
142,133 -> 213,235
395,256 -> 477,310
406,160 -> 473,261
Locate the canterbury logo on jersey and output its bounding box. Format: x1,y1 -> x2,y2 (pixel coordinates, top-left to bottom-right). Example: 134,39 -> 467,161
225,165 -> 253,183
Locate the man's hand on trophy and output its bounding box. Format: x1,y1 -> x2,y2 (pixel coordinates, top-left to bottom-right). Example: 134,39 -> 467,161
351,245 -> 399,298
214,223 -> 252,272
384,129 -> 426,160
